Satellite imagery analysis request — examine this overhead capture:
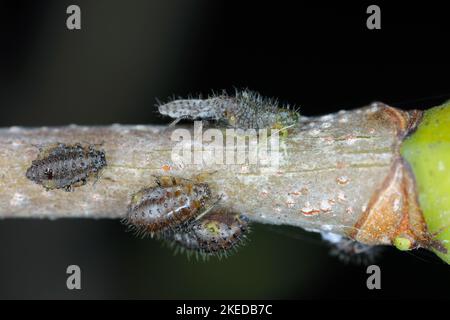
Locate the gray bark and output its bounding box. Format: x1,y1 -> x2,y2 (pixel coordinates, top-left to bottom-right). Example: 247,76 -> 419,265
0,103 -> 400,238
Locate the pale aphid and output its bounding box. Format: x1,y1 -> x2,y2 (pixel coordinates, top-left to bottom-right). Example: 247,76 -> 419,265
158,89 -> 300,131
157,97 -> 227,122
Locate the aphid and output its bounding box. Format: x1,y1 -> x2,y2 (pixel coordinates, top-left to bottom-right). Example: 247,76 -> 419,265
158,89 -> 300,132
25,143 -> 107,191
167,208 -> 250,258
321,232 -> 383,265
124,176 -> 213,237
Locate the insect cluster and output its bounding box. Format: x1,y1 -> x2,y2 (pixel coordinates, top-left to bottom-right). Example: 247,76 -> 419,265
158,89 -> 300,132
124,176 -> 250,258
21,99 -> 386,263
25,143 -> 107,191
24,142 -> 250,258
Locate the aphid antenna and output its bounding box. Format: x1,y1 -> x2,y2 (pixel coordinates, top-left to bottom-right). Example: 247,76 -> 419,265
30,142 -> 48,151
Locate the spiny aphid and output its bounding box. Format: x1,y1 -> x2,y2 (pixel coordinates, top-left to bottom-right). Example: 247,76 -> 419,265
158,89 -> 300,131
124,176 -> 213,237
25,143 -> 107,191
168,208 -> 250,259
321,232 -> 383,265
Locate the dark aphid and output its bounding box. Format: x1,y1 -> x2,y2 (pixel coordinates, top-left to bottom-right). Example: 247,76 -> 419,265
321,232 -> 383,265
158,89 -> 300,131
125,176 -> 212,237
25,143 -> 107,191
329,239 -> 383,265
168,208 -> 250,258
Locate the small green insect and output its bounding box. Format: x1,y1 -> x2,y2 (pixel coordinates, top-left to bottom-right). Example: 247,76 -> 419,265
158,89 -> 300,134
393,235 -> 413,251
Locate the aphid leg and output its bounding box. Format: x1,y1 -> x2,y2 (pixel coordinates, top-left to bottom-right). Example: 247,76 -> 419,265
83,140 -> 105,149
168,117 -> 184,128
194,194 -> 223,222
30,142 -> 63,154
192,170 -> 219,183
92,170 -> 107,187
160,116 -> 187,134
153,175 -> 181,187
30,143 -> 45,151
152,171 -> 218,187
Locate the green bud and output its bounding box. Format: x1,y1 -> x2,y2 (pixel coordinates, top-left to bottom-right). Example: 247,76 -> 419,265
401,101 -> 450,264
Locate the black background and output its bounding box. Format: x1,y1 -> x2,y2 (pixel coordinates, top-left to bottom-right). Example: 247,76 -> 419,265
0,1 -> 449,299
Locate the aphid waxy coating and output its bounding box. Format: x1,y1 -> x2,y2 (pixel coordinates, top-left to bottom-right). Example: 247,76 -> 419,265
25,143 -> 107,191
169,208 -> 250,257
158,89 -> 300,130
330,239 -> 383,265
125,176 -> 212,236
321,232 -> 382,265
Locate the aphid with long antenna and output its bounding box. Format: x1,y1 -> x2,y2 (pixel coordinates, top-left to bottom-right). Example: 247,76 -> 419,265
158,89 -> 300,132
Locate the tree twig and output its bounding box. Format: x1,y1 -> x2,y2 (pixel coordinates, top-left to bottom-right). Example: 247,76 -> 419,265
0,103 -> 421,245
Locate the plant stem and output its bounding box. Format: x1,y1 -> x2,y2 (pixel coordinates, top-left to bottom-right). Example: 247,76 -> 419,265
0,103 -> 423,246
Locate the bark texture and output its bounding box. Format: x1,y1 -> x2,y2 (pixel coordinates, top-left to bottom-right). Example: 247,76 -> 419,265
0,103 -> 424,245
